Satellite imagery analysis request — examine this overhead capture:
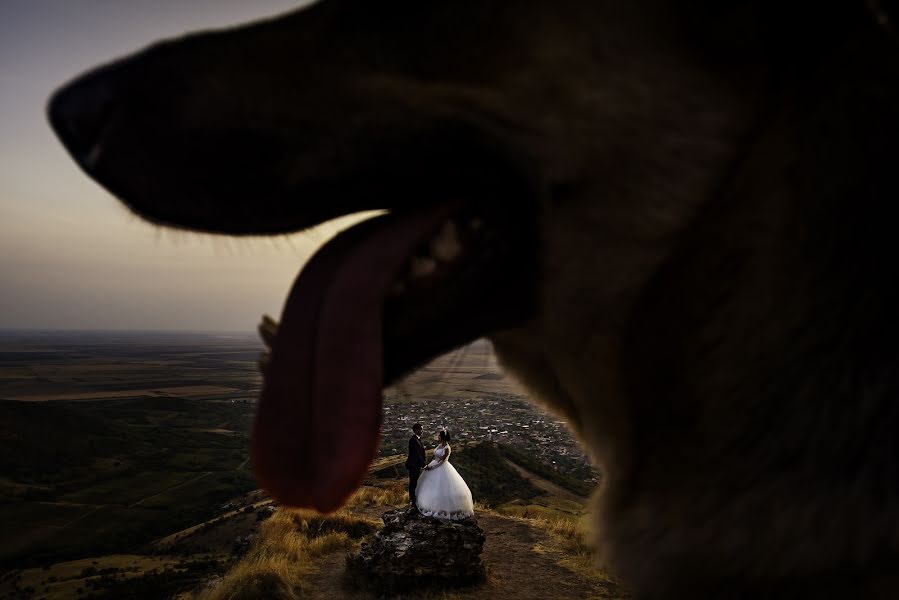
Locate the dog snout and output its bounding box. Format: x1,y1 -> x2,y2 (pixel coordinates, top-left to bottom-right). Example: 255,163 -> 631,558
48,70 -> 119,170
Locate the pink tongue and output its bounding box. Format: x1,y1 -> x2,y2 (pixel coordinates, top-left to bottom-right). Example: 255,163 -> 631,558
251,207 -> 454,512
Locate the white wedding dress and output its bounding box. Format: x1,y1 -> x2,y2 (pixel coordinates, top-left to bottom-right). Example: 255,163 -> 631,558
415,443 -> 474,520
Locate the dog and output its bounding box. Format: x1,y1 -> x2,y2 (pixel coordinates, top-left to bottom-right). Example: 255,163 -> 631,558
48,1 -> 899,597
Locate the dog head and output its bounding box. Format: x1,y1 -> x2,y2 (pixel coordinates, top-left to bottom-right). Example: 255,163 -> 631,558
49,0 -> 899,595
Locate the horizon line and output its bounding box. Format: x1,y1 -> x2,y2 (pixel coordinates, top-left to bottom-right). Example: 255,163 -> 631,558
0,327 -> 258,335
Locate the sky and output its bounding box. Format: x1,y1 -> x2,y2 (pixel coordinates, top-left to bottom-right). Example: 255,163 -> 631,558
0,0 -> 366,332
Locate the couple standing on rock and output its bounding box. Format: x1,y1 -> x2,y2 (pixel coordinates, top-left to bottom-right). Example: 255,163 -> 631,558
404,423 -> 474,520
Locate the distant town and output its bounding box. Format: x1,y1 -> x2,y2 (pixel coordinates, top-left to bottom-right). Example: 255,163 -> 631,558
380,392 -> 598,485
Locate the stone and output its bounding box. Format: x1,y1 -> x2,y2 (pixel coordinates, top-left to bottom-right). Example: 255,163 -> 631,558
231,534 -> 254,559
346,507 -> 487,594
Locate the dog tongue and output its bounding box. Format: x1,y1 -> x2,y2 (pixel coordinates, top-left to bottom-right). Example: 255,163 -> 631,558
251,207 -> 453,512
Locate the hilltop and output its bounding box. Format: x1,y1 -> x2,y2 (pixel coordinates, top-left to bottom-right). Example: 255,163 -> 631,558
0,443 -> 624,600
1,442 -> 626,600
199,442 -> 626,600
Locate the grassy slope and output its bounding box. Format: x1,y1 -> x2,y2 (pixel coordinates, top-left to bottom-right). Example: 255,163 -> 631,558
448,442 -> 542,507
197,507 -> 382,600
0,398 -> 257,569
202,444 -> 607,599
199,477 -> 624,599
497,444 -> 595,498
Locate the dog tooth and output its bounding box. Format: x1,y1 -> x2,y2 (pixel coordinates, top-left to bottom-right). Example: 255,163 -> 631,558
430,220 -> 461,262
410,256 -> 437,278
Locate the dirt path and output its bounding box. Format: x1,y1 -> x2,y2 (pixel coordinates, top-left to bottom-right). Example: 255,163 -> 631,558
303,512 -> 608,600
502,459 -> 586,505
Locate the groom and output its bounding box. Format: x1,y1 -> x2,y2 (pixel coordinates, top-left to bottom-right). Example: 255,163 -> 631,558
404,423 -> 426,506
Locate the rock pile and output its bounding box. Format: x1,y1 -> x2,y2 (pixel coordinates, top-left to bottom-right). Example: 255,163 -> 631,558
346,507 -> 486,593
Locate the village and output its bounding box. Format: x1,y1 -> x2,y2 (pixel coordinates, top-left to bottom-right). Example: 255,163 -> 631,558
379,392 -> 599,485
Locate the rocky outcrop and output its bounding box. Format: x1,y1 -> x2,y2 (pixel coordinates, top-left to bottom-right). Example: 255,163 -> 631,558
346,507 -> 486,594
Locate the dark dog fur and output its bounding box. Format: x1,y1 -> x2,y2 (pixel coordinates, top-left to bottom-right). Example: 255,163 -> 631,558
48,1 -> 899,597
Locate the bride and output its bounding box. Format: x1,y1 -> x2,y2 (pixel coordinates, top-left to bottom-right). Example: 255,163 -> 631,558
415,430 -> 474,520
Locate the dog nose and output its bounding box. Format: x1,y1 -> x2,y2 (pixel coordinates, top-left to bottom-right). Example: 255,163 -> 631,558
48,72 -> 117,168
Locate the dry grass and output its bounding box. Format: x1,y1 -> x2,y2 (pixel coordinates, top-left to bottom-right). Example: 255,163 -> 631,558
277,508 -> 380,542
537,521 -> 626,597
538,515 -> 593,556
489,506 -> 625,596
197,507 -> 379,600
344,481 -> 407,509
197,484 -> 403,599
197,484 -> 622,599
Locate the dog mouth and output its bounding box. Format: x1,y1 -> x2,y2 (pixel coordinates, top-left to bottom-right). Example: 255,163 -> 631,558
46,18 -> 541,511
256,202 -> 537,511
47,69 -> 539,512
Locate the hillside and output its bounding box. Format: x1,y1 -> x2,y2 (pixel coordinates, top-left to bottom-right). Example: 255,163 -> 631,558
200,443 -> 625,600
0,443 -> 623,600
207,505 -> 622,600
0,397 -> 257,570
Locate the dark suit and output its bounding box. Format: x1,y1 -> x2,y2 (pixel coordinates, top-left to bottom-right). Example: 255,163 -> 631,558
404,434 -> 427,504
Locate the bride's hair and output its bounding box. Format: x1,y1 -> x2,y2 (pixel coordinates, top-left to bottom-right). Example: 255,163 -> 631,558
439,430 -> 451,442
